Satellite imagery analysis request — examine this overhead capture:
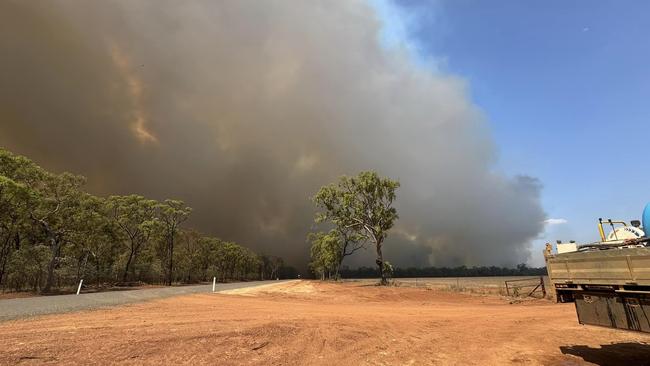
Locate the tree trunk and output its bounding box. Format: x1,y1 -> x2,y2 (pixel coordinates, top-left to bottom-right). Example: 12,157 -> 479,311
14,231 -> 20,250
375,238 -> 386,285
166,233 -> 174,286
95,258 -> 101,285
76,251 -> 89,283
43,237 -> 60,293
123,243 -> 135,282
336,244 -> 348,281
0,234 -> 12,286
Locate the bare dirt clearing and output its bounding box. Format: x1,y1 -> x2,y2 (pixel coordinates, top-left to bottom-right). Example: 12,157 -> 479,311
1,281 -> 649,365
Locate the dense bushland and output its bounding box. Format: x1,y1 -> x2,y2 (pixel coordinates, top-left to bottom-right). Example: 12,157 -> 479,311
0,148 -> 294,293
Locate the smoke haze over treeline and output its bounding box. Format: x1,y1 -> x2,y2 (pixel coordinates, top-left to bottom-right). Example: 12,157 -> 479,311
0,1 -> 546,269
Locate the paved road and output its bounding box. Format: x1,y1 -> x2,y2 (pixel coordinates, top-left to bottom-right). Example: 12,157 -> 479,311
0,280 -> 289,322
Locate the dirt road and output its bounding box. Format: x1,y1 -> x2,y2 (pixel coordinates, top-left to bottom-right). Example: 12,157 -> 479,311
1,281 -> 649,365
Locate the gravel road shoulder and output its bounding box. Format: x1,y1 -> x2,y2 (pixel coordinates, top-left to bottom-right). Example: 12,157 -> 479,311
0,280 -> 290,322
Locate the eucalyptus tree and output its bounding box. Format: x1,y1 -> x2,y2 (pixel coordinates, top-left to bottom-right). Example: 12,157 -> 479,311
107,195 -> 159,282
233,246 -> 256,280
314,171 -> 399,285
310,187 -> 367,280
259,254 -> 284,280
175,229 -> 204,282
65,195 -> 115,284
0,149 -> 43,287
0,175 -> 31,286
157,199 -> 191,285
201,236 -> 227,281
258,254 -> 271,280
0,148 -> 45,187
220,241 -> 239,280
245,249 -> 262,279
269,256 -> 284,280
308,231 -> 342,280
27,172 -> 87,293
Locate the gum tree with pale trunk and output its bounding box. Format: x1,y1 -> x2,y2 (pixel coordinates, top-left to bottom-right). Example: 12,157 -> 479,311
313,171 -> 399,285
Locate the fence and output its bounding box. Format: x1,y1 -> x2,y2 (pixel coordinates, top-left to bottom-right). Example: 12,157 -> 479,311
504,276 -> 546,298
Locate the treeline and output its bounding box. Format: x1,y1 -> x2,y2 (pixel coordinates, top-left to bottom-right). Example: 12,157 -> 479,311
0,148 -> 295,293
339,264 -> 547,279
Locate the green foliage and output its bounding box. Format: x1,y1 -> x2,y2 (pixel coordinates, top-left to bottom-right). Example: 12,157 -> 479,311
5,245 -> 50,291
312,171 -> 399,285
308,231 -> 342,280
0,175 -> 32,286
157,199 -> 191,285
107,195 -> 159,283
258,254 -> 285,280
382,261 -> 393,280
0,148 -> 293,293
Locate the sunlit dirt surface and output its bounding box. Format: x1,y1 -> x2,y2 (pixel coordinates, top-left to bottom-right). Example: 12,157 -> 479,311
1,280 -> 649,365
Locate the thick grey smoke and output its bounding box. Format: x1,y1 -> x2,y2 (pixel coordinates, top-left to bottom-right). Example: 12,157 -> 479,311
0,1 -> 546,268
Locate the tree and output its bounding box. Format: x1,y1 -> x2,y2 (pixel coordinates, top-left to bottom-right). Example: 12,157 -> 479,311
268,255 -> 284,280
0,176 -> 31,286
0,149 -> 45,289
202,236 -> 227,281
258,254 -> 284,280
27,172 -> 86,293
333,226 -> 366,279
157,200 -> 191,286
176,229 -> 215,283
65,195 -> 114,285
107,195 -> 159,283
314,171 -> 399,285
308,231 -> 342,280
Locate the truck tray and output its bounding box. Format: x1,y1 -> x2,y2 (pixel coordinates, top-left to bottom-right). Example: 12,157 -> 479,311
546,247 -> 650,286
546,246 -> 650,333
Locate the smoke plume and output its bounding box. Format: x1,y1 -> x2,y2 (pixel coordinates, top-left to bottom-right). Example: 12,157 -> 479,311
0,0 -> 546,268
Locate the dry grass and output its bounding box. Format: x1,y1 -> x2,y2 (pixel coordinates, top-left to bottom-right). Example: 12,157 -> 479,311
391,277 -> 553,300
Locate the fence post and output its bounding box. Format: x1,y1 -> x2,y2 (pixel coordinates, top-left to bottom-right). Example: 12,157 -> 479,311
76,279 -> 83,295
505,281 -> 510,296
212,277 -> 216,293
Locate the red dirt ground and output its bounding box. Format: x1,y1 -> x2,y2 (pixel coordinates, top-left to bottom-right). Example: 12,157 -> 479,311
1,280 -> 649,365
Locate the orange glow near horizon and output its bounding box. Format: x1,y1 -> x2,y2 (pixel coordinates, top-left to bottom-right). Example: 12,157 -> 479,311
110,42 -> 158,144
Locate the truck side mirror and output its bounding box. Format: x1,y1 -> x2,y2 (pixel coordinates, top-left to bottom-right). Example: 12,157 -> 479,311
631,220 -> 641,228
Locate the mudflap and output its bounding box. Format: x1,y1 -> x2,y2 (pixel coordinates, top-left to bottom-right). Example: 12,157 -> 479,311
574,292 -> 650,333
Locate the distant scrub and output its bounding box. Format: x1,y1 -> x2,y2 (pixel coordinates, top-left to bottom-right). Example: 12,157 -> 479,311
340,263 -> 547,278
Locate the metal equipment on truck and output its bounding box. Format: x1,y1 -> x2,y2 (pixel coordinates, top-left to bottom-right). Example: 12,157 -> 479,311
544,203 -> 650,333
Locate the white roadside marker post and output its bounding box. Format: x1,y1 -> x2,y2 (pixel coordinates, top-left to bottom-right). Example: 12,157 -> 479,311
212,277 -> 216,293
76,279 -> 84,295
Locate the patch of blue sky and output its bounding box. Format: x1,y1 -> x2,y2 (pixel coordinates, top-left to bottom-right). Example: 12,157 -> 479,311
367,0 -> 445,72
367,0 -> 650,267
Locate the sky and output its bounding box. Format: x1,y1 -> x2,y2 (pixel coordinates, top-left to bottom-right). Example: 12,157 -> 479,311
371,0 -> 650,265
2,1 -> 646,269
